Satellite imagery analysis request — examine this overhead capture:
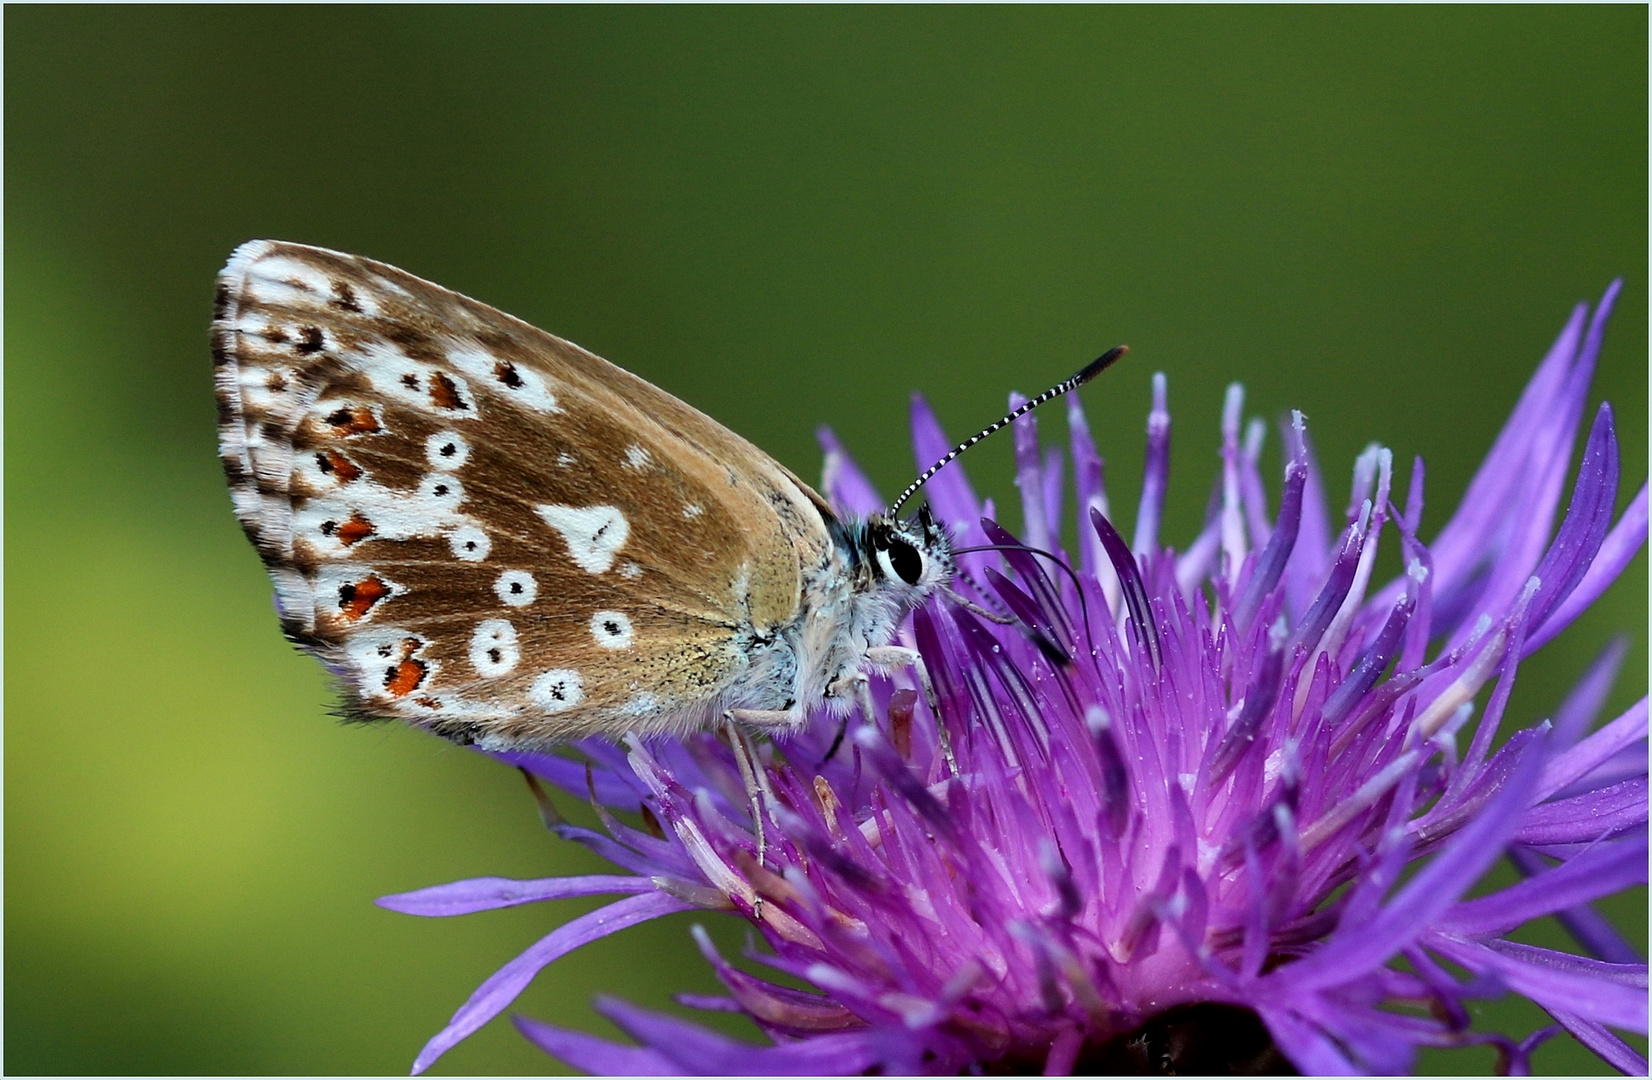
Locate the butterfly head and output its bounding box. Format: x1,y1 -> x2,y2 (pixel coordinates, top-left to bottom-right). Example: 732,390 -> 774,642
854,503 -> 954,607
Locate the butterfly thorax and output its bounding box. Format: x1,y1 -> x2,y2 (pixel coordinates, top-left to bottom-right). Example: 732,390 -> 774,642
784,507 -> 954,719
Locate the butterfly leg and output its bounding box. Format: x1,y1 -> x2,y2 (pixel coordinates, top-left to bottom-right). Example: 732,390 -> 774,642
864,645 -> 958,776
722,714 -> 773,919
815,667 -> 874,766
821,713 -> 852,766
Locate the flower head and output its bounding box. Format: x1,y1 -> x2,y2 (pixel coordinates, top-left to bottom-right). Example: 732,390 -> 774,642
381,284 -> 1647,1075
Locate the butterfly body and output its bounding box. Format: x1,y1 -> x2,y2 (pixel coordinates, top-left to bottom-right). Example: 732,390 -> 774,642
215,240 -> 952,748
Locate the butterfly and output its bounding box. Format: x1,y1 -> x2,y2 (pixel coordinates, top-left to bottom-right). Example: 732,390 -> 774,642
214,240 -> 1119,752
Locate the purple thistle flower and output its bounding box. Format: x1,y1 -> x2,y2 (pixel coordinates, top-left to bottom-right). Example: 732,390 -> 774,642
380,285 -> 1647,1076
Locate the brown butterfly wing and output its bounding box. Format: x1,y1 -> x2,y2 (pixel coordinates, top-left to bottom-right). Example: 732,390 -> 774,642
214,240 -> 833,744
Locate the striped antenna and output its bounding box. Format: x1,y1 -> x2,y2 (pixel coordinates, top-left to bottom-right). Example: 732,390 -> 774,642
888,345 -> 1128,517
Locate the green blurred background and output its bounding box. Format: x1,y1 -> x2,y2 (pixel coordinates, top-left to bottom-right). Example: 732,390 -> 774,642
6,7 -> 1645,1075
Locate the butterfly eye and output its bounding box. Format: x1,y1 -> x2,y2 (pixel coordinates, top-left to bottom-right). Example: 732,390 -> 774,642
878,535 -> 926,586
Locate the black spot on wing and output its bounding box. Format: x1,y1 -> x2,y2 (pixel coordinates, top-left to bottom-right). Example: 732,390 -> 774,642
330,280 -> 363,313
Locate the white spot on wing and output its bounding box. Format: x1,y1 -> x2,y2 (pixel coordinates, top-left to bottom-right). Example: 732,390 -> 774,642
351,342 -> 477,415
530,669 -> 584,713
449,525 -> 491,561
556,452 -> 576,467
341,628 -> 434,701
683,503 -> 702,519
624,444 -> 651,470
590,610 -> 635,650
419,474 -> 464,512
448,345 -> 561,412
293,448 -> 355,493
248,255 -> 332,294
495,570 -> 537,606
315,564 -> 401,624
353,342 -> 427,405
426,431 -> 471,470
619,562 -> 643,580
536,504 -> 629,575
242,256 -> 330,307
291,468 -> 484,561
470,619 -> 519,678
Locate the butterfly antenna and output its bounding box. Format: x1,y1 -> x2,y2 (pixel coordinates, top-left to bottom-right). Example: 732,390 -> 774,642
888,345 -> 1128,517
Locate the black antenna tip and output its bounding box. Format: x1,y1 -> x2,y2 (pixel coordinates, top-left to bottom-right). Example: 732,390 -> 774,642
1075,345 -> 1129,387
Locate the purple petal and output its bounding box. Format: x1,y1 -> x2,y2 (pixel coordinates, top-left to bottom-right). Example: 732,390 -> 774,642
595,995 -> 882,1075
978,518 -> 1077,652
1232,419 -> 1306,632
1133,372 -> 1170,557
551,822 -> 686,878
1286,520 -> 1364,658
513,1013 -> 680,1075
1287,997 -> 1422,1075
1042,445 -> 1066,550
1509,845 -> 1645,965
377,874 -> 653,916
690,926 -> 858,1033
1512,775 -> 1648,845
1009,392 -> 1053,552
489,748 -> 644,809
1550,637 -> 1634,751
1240,417 -> 1274,550
1538,697 -> 1648,802
1282,419 -> 1334,625
1091,507 -> 1162,670
1437,835 -> 1648,936
1526,403 -> 1620,631
1544,1006 -> 1650,1075
1320,585 -> 1415,728
1068,390 -> 1111,581
1526,482 -> 1649,655
852,726 -> 957,846
411,890 -> 693,1074
986,566 -> 1072,664
1207,643 -> 1285,785
1428,298 -> 1591,607
1425,936 -> 1648,1032
1256,1005 -> 1359,1075
1219,384 -> 1249,585
1272,726 -> 1547,993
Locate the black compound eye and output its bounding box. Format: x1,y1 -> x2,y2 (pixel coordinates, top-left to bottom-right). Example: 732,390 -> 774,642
886,536 -> 924,585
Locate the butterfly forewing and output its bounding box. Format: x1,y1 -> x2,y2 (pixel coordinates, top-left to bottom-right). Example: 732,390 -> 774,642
214,241 -> 834,744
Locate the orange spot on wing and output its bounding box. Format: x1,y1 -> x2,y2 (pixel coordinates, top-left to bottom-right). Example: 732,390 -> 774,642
337,513 -> 375,546
325,406 -> 381,436
429,372 -> 468,411
384,657 -> 428,697
338,574 -> 391,620
316,449 -> 362,483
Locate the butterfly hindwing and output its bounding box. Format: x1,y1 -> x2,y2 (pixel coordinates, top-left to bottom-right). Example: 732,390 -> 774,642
214,240 -> 834,744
